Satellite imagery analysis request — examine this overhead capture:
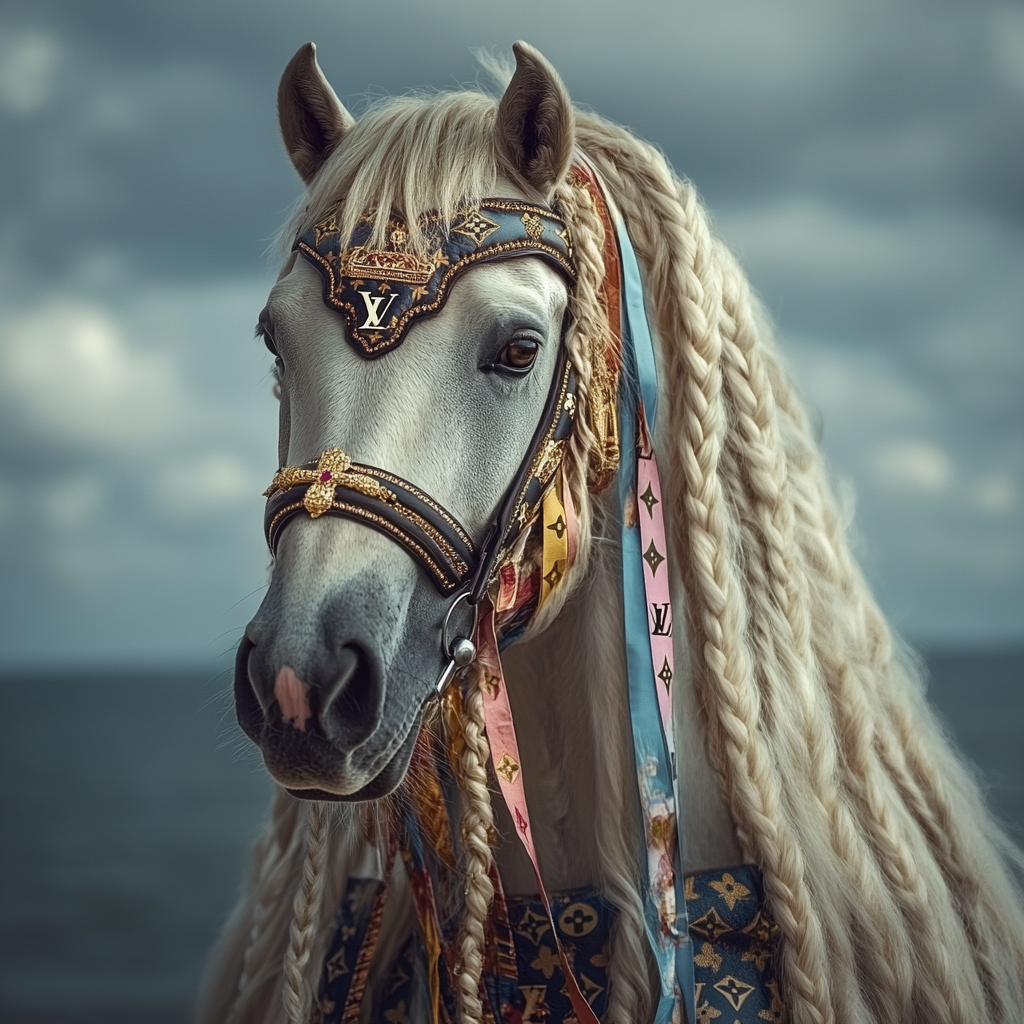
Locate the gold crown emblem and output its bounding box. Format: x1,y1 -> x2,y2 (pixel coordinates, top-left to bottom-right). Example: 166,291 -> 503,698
339,245 -> 439,286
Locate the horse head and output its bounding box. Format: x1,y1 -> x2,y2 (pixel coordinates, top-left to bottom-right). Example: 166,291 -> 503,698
236,43 -> 588,801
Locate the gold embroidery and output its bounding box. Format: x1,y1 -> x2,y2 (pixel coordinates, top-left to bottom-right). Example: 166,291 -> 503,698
495,753 -> 521,784
695,999 -> 722,1023
515,907 -> 550,946
530,944 -> 560,979
742,941 -> 771,972
534,439 -> 566,484
389,222 -> 408,248
590,943 -> 610,968
313,208 -> 341,246
521,211 -> 545,241
709,872 -> 752,911
325,946 -> 348,981
451,209 -> 500,245
555,224 -> 573,257
340,244 -> 438,286
383,1000 -> 410,1024
693,941 -> 723,972
265,455 -> 475,588
265,448 -> 394,518
298,199 -> 575,358
713,975 -> 755,1011
741,910 -> 779,943
558,902 -> 599,937
685,875 -> 699,900
689,906 -> 731,943
585,362 -> 620,491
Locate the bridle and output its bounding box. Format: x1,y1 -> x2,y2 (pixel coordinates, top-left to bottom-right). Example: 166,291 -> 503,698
261,198 -> 580,690
257,169 -> 699,1023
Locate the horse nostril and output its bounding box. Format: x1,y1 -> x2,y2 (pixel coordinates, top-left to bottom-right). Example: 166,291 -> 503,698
316,644 -> 380,745
234,635 -> 266,742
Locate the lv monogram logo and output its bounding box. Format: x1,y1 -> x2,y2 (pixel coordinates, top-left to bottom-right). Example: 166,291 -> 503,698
650,602 -> 672,636
356,289 -> 398,329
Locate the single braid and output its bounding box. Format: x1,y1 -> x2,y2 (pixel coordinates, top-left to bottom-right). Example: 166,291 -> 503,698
218,789 -> 305,1024
225,789 -> 300,1023
455,666 -> 497,1024
282,801 -> 330,1024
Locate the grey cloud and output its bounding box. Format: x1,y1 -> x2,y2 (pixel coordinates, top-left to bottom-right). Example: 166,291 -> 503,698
0,0 -> 1020,660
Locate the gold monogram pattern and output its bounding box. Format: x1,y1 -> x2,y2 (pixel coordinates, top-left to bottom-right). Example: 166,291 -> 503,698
451,209 -> 500,245
557,902 -> 599,938
710,871 -> 752,910
495,752 -> 521,784
686,865 -> 789,1023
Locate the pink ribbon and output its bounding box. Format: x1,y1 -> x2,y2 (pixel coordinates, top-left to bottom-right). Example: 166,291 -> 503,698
473,600 -> 601,1024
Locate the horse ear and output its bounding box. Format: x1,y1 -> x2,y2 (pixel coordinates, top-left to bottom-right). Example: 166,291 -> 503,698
495,41 -> 575,197
278,42 -> 354,184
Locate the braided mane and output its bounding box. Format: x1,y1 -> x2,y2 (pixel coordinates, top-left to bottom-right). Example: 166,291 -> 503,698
202,76 -> 1024,1024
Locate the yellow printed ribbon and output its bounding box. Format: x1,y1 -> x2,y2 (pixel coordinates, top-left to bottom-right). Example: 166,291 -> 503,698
538,475 -> 569,610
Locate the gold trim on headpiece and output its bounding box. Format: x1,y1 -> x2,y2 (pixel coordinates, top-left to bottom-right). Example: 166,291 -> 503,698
264,448 -> 394,518
569,163 -> 623,493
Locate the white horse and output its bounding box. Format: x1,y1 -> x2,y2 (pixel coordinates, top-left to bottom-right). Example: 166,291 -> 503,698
199,41 -> 1024,1024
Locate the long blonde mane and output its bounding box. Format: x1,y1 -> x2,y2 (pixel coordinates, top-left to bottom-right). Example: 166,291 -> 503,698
203,79 -> 1024,1024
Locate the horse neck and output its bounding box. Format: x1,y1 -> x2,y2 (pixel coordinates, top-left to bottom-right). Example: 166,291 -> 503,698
493,489 -> 742,897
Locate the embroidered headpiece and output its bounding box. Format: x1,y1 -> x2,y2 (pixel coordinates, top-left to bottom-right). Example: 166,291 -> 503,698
295,201 -> 576,358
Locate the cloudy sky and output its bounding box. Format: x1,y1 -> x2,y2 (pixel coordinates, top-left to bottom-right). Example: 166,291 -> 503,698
0,0 -> 1021,667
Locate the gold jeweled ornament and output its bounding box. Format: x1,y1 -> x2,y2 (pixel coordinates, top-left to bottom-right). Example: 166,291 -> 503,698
264,448 -> 394,518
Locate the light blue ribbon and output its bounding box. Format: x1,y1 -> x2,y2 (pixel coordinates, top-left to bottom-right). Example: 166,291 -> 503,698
614,214 -> 697,1024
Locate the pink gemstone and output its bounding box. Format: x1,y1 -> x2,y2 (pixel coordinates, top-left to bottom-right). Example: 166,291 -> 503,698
320,471 -> 332,482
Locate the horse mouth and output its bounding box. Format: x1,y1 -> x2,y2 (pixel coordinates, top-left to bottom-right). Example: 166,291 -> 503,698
233,636 -> 423,801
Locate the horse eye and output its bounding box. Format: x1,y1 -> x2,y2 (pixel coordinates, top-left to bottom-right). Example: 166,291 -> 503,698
499,337 -> 539,370
256,308 -> 278,356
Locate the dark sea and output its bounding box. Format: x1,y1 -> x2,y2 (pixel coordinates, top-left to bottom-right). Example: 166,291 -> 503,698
1,651 -> 1021,1023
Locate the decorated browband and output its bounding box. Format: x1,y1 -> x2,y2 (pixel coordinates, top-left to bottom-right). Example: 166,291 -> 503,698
294,200 -> 575,358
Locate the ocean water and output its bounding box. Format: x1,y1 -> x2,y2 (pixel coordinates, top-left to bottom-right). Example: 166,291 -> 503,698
1,651 -> 1021,1023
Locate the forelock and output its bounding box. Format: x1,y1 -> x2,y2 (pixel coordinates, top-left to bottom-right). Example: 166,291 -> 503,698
280,91 -> 501,256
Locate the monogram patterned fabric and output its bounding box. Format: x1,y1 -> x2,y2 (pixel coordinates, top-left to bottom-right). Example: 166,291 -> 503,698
312,866 -> 786,1023
311,876 -> 387,1024
684,865 -> 788,1024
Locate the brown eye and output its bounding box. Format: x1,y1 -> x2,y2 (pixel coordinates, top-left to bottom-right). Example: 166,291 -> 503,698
500,337 -> 539,370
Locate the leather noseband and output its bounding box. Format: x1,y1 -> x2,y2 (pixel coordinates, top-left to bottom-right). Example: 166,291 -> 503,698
263,348 -> 578,597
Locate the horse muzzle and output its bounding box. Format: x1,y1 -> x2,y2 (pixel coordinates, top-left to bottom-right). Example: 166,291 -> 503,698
234,633 -> 423,800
